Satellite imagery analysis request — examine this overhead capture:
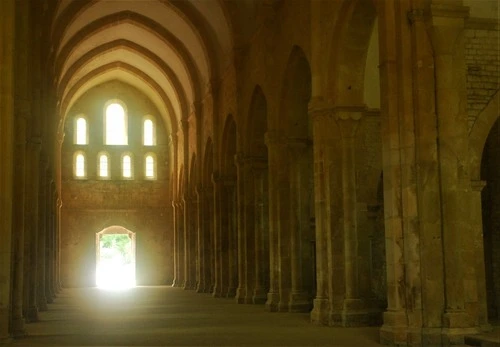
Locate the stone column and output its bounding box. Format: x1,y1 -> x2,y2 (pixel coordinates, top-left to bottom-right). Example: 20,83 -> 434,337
11,86 -> 28,339
430,4 -> 478,340
308,100 -> 342,324
264,131 -> 289,311
211,172 -> 223,297
335,108 -> 379,325
196,186 -> 205,292
252,160 -> 269,304
471,180 -> 489,330
235,153 -> 249,304
23,139 -> 41,322
0,0 -> 15,340
183,196 -> 196,290
377,1 -> 421,343
172,200 -> 181,287
224,177 -> 237,298
288,138 -> 313,313
37,163 -> 48,311
175,200 -> 185,287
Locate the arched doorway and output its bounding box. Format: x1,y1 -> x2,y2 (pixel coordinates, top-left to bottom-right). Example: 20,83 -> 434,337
481,117 -> 500,323
96,226 -> 136,289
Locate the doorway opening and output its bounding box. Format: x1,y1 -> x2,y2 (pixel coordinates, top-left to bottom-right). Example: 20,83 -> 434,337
96,226 -> 136,289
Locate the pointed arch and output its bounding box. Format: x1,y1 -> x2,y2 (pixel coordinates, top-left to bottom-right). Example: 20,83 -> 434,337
469,91 -> 500,180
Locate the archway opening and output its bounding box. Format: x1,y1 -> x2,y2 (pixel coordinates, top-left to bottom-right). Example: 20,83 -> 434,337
96,226 -> 136,289
481,117 -> 500,323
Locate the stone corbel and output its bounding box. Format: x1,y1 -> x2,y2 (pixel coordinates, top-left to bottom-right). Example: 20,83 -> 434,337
308,97 -> 335,121
333,106 -> 365,139
471,180 -> 487,192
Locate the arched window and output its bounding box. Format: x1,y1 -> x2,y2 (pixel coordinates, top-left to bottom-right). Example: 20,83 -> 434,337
145,153 -> 156,179
75,116 -> 88,145
105,102 -> 127,145
122,154 -> 133,179
143,117 -> 155,146
74,152 -> 86,178
98,153 -> 109,178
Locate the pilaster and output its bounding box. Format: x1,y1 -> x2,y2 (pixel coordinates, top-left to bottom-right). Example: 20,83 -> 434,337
470,180 -> 490,332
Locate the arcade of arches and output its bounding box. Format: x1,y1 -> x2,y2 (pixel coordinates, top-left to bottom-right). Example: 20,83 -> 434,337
0,0 -> 499,346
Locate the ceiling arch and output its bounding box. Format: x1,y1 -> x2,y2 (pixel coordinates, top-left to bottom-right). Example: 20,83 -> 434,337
51,0 -> 234,135
61,62 -> 178,135
58,39 -> 189,122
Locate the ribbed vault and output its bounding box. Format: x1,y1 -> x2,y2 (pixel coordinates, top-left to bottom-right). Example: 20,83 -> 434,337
51,0 -> 233,137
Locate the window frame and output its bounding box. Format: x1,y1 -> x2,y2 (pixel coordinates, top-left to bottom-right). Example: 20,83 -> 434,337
74,115 -> 89,145
103,100 -> 128,146
97,151 -> 110,179
73,151 -> 87,179
144,152 -> 157,180
142,115 -> 156,146
121,152 -> 134,180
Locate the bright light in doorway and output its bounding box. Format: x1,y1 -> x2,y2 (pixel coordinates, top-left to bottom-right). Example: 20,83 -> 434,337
96,234 -> 136,290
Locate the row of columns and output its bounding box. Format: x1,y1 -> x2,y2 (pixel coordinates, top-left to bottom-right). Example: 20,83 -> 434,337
170,3 -> 489,346
0,0 -> 61,340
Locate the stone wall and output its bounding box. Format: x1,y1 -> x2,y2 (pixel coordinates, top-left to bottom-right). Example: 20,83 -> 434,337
466,18 -> 500,131
60,80 -> 173,287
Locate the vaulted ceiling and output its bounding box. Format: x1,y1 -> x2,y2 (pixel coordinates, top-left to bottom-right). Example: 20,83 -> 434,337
51,0 -> 240,136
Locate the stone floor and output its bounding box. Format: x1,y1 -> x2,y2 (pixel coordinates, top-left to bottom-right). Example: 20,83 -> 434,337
12,286 -> 383,346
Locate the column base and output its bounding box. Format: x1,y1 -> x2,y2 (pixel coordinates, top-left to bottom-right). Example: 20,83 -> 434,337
183,281 -> 196,290
226,286 -> 237,298
265,291 -> 280,312
235,287 -> 247,303
310,297 -> 330,325
196,282 -> 210,293
379,310 -> 410,345
253,288 -> 267,305
24,306 -> 39,323
38,298 -> 48,312
0,337 -> 12,345
288,291 -> 312,312
212,285 -> 223,298
330,299 -> 383,326
11,317 -> 25,338
171,278 -> 182,287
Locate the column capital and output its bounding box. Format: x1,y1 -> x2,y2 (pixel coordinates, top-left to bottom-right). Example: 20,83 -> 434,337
471,180 -> 487,192
234,152 -> 268,169
429,3 -> 468,54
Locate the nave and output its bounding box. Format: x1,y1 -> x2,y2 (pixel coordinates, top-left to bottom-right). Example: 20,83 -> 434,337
12,287 -> 381,346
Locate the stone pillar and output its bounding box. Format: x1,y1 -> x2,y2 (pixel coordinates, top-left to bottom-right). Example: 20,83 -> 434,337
11,83 -> 28,339
55,197 -> 62,292
0,0 -> 15,340
288,139 -> 313,313
211,172 -> 223,297
252,160 -> 269,304
23,139 -> 41,322
235,153 -> 249,304
308,100 -> 342,324
471,180 -> 490,331
196,186 -> 205,293
183,195 -> 197,290
377,1 -> 422,343
172,200 -> 184,287
224,177 -> 238,298
37,162 -> 48,312
172,200 -> 180,287
430,3 -> 478,341
264,131 -> 289,312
